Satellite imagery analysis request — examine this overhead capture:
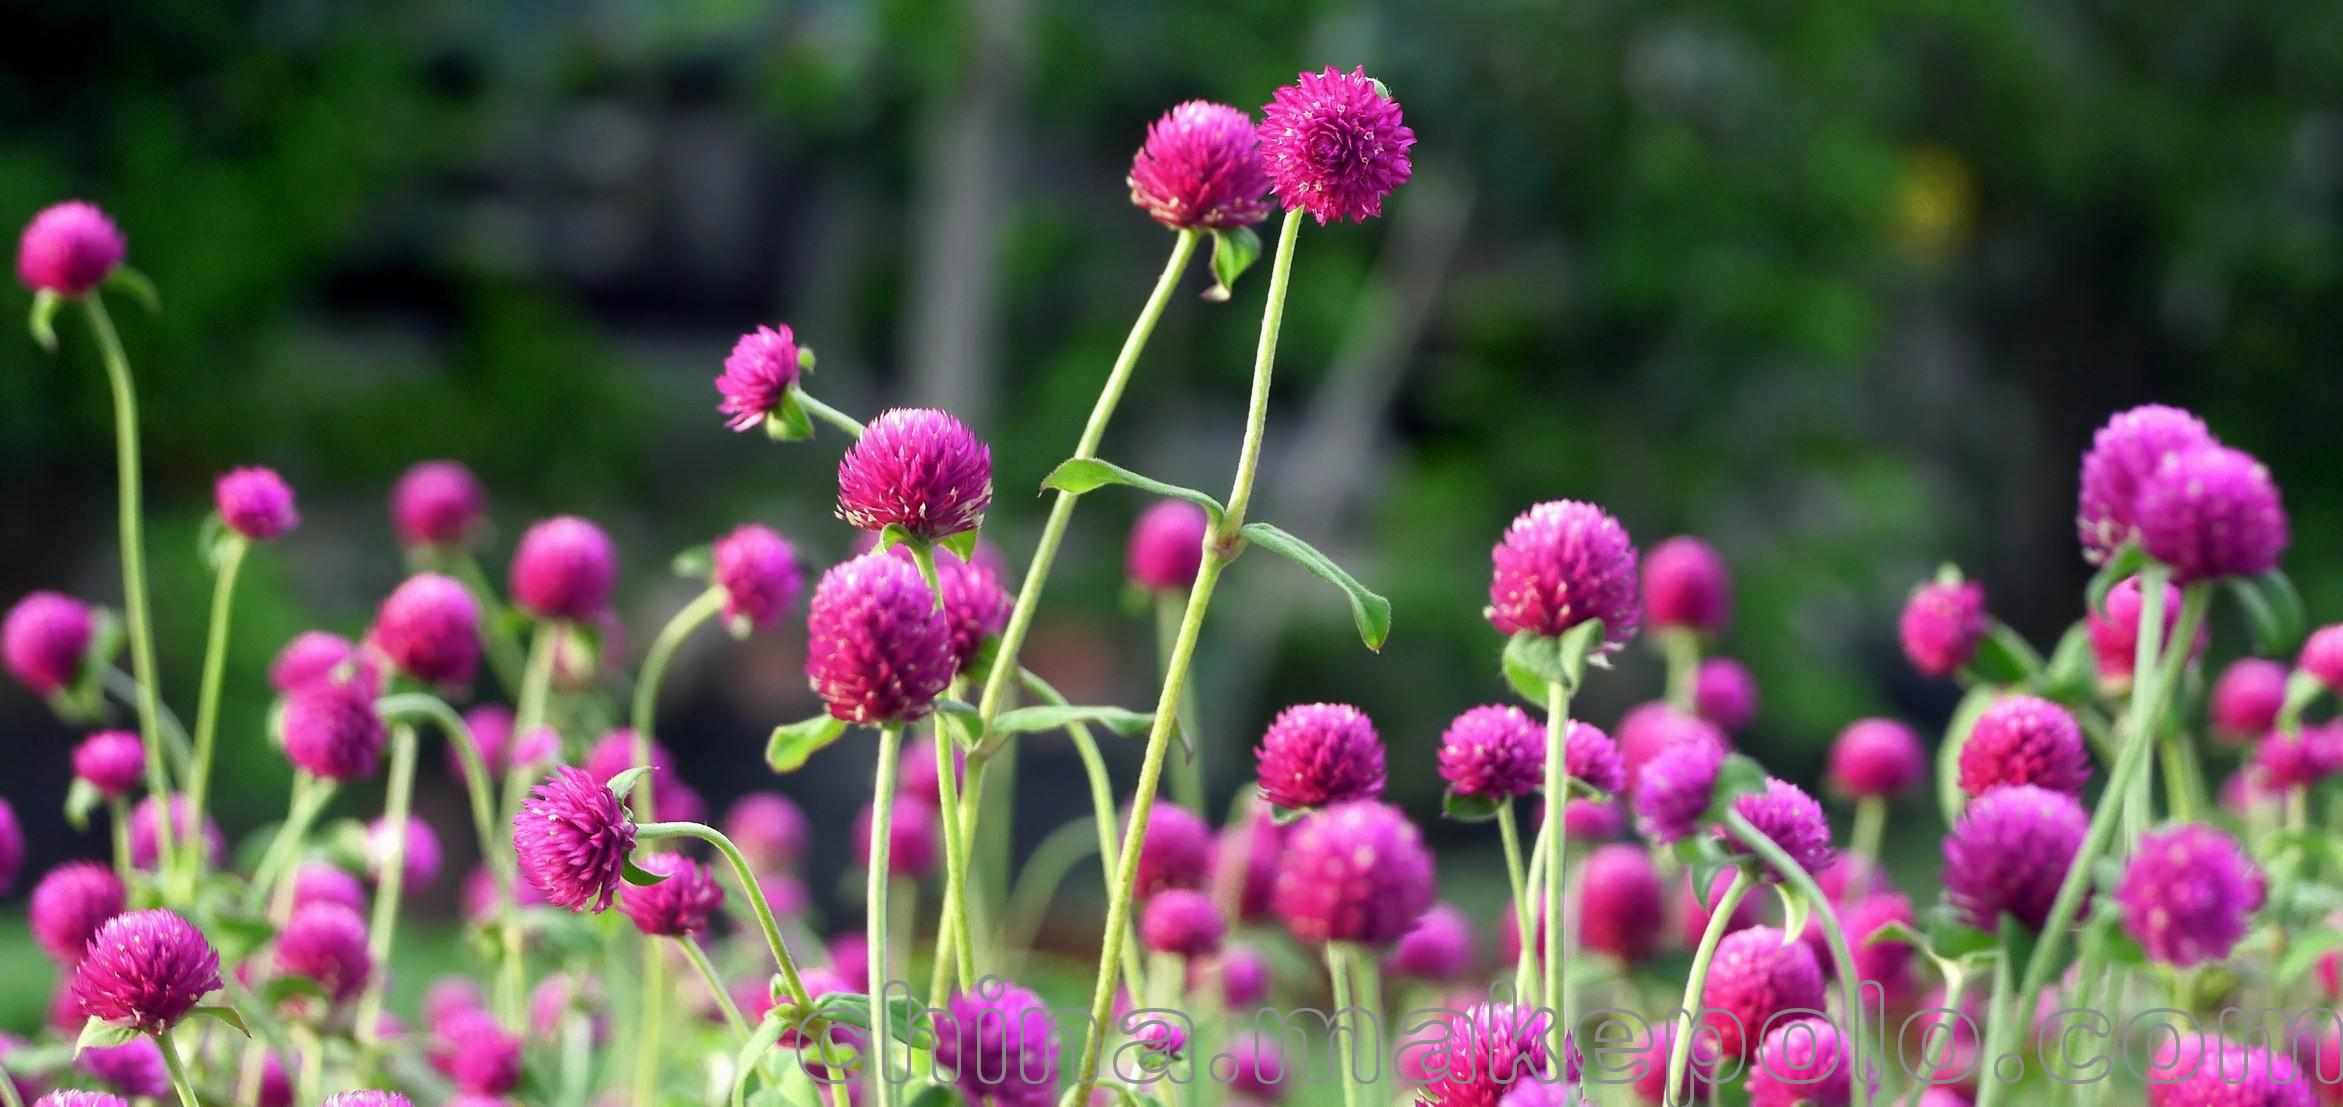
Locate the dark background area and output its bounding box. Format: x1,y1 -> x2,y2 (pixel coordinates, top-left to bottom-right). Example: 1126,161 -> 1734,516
3,0 -> 2341,1013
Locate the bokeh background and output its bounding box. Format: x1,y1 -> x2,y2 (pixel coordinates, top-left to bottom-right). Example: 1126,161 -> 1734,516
5,0 -> 2343,1028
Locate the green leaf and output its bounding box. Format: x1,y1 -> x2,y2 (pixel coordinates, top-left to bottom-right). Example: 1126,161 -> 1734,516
1236,522 -> 1392,652
807,992 -> 936,1050
2281,669 -> 2329,734
1964,621 -> 2041,687
28,289 -> 60,352
1267,804 -> 1308,826
767,715 -> 850,773
906,1086 -> 961,1107
2277,927 -> 2343,988
930,698 -> 984,746
1442,791 -> 1502,823
1775,884 -> 1811,945
64,777 -> 101,832
604,765 -> 654,801
1038,460 -> 1224,523
764,389 -> 816,442
992,705 -> 1153,738
2086,543 -> 2147,616
196,514 -> 241,573
938,529 -> 980,564
730,1014 -> 792,1107
1924,912 -> 1997,962
207,912 -> 277,965
107,266 -> 161,314
671,544 -> 714,580
75,1017 -> 141,1055
1203,225 -> 1261,303
258,975 -> 329,1006
2229,570 -> 2308,656
622,856 -> 672,887
876,523 -> 916,554
2036,621 -> 2096,704
1936,685 -> 1998,826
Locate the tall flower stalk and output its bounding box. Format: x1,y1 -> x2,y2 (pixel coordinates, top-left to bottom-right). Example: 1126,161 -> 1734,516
862,723 -> 906,1107
178,533 -> 247,896
352,724 -> 418,1047
1539,681 -> 1575,1054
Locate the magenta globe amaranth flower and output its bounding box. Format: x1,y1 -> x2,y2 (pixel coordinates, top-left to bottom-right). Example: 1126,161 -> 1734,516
836,407 -> 993,542
1643,535 -> 1732,634
1563,798 -> 1623,841
1385,903 -> 1474,981
1720,778 -> 1834,883
1944,784 -> 2088,931
369,815 -> 442,889
1437,704 -> 1542,801
724,791 -> 809,871
2077,403 -> 2218,563
2145,1035 -> 2309,1107
1192,943 -> 1270,1008
1957,694 -> 2090,799
935,979 -> 1062,1107
1127,500 -> 1209,592
1132,801 -> 1213,897
129,795 -> 223,871
76,1041 -> 166,1100
513,765 -> 637,913
18,201 -> 124,296
1577,843 -> 1667,964
618,852 -> 725,938
1255,701 -> 1386,810
275,902 -> 373,1003
713,523 -> 803,631
1617,702 -> 1728,794
2136,444 -> 2291,584
1899,578 -> 1987,678
70,909 -> 222,1032
2117,823 -> 2264,967
509,515 -> 618,621
214,466 -> 298,540
1701,926 -> 1826,1062
1485,500 -> 1640,650
805,550 -> 956,724
1140,889 -> 1226,958
1408,1004 -> 1555,1107
1633,737 -> 1725,845
372,572 -> 482,686
1565,720 -> 1627,795
283,678 -> 390,781
73,730 -> 145,799
889,543 -> 1009,670
854,797 -> 940,879
5,591 -> 93,697
320,1095 -> 416,1107
2257,722 -> 2343,791
716,323 -> 803,432
1219,809 -> 1285,922
1748,1018 -> 1865,1107
2302,625 -> 2343,690
291,863 -> 366,915
1827,718 -> 1926,799
1127,101 -> 1273,231
2087,575 -> 2195,685
30,861 -> 125,964
1694,657 -> 1757,731
35,1094 -> 132,1107
389,459 -> 486,548
438,1010 -> 523,1095
269,630 -> 368,696
1272,800 -> 1434,946
1260,67 -> 1415,224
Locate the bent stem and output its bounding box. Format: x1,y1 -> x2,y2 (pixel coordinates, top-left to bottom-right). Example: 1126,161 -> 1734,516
1722,811 -> 1868,1107
181,534 -> 248,897
1497,800 -> 1537,1006
796,391 -> 867,439
680,933 -> 750,1036
1541,679 -> 1575,1061
1667,868 -> 1754,1104
632,586 -> 726,817
154,1027 -> 202,1107
354,724 -> 419,1049
440,549 -> 528,693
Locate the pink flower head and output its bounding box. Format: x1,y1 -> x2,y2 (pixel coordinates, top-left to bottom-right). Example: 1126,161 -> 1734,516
73,730 -> 146,799
76,1040 -> 166,1099
447,705 -> 512,783
35,1094 -> 132,1107
2137,445 -> 2290,584
282,677 -> 390,781
724,792 -> 809,871
854,797 -> 940,879
2088,575 -> 2197,686
805,550 -> 956,724
389,460 -> 487,548
129,795 -> 223,871
2304,625 -> 2343,689
1577,843 -> 1667,964
1630,1022 -> 1722,1104
1565,721 -> 1627,795
1944,784 -> 2088,931
835,407 -> 993,542
1259,67 -> 1415,224
1485,500 -> 1640,649
2117,823 -> 2263,968
2145,1034 -> 2309,1107
1132,801 -> 1213,897
887,542 -> 1008,670
70,908 -> 221,1032
274,902 -> 373,1003
369,815 -> 441,889
1748,1018 -> 1865,1107
549,608 -> 622,690
270,631 -> 370,696
437,1010 -> 523,1095
0,802 -> 17,896
2077,403 -> 2218,564
583,729 -> 701,825
1643,536 -> 1732,634
1721,778 -> 1834,883
1827,718 -> 1926,799
31,861 -> 125,964
5,591 -> 93,696
1128,101 -> 1273,231
1191,943 -> 1270,1008
1899,579 -> 1987,678
320,1096 -> 416,1107
1272,800 -> 1434,946
1617,702 -> 1729,796
1633,737 -> 1725,845
291,863 -> 366,915
1700,926 -> 1826,1062
1140,888 -> 1226,958
716,323 -> 802,432
17,201 -> 124,295
1409,1004 -> 1556,1107
510,516 -> 618,621
1219,809 -> 1286,922
1807,890 -> 1918,1002
214,466 -> 298,540
1385,902 -> 1474,981
1957,694 -> 2090,799
372,573 -> 481,686
1127,500 -> 1210,592
934,979 -> 1061,1107
1562,799 -> 1623,841
1254,702 -> 1386,810
1437,704 -> 1542,801
713,523 -> 803,631
617,852 -> 724,937
1694,658 -> 1758,732
513,765 -> 637,913
2256,722 -> 2343,791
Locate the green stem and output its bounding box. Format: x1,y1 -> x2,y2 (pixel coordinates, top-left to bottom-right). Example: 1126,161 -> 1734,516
1067,208 -> 1301,1107
101,666 -> 191,780
0,1050 -> 22,1107
1350,948 -> 1385,1102
83,295 -> 179,875
154,1027 -> 202,1107
2159,728 -> 2197,821
376,693 -> 505,889
247,774 -> 334,917
866,724 -> 905,1107
1497,800 -> 1537,1006
632,587 -> 726,817
634,821 -> 822,1015
635,940 -> 667,1106
353,724 -> 418,1048
1850,796 -> 1886,875
499,622 -> 561,1024
1722,811 -> 1868,1107
680,933 -> 751,1037
930,708 -> 977,991
1660,628 -> 1701,712
796,391 -> 867,439
1156,592 -> 1206,814
108,798 -> 132,885
1667,869 -> 1754,1104
908,544 -> 943,610
1325,944 -> 1363,1107
1022,667 -> 1148,993
181,535 -> 248,895
1541,680 -> 1574,1061
444,550 -> 528,693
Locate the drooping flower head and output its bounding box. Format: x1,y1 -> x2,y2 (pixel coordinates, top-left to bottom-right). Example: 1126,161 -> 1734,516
1616,702 -> 1729,795
372,573 -> 482,687
282,677 -> 391,781
1127,101 -> 1274,231
1957,694 -> 2090,799
1127,500 -> 1210,593
368,815 -> 442,889
1385,903 -> 1475,981
5,591 -> 93,697
1255,702 -> 1387,810
1694,657 -> 1758,732
713,523 -> 804,631
1643,536 -> 1732,634
1259,67 -> 1415,224
31,861 -> 125,964
2117,823 -> 2263,968
1272,800 -> 1434,946
1140,889 -> 1227,958
804,550 -> 956,724
1485,500 -> 1640,650
1577,843 -> 1667,965
2087,575 -> 2198,686
1132,802 -> 1213,897
1827,718 -> 1926,800
1899,578 -> 1987,678
2136,445 -> 2291,584
853,797 -> 940,879
1633,737 -> 1725,845
513,765 -> 637,913
1748,1018 -> 1866,1107
1410,1004 -> 1556,1107
1720,778 -> 1835,883
17,201 -> 124,295
934,979 -> 1061,1107
724,792 -> 809,871
1436,704 -> 1542,801
70,909 -> 222,1033
1944,784 -> 2088,931
2303,626 -> 2343,690
716,324 -> 803,433
836,408 -> 993,542
214,467 -> 299,540
509,516 -> 618,621
2077,404 -> 2217,564
618,852 -> 725,938
73,730 -> 146,800
269,631 -> 370,696
129,795 -> 223,871
274,902 -> 374,1003
1700,926 -> 1826,1062
389,460 -> 487,548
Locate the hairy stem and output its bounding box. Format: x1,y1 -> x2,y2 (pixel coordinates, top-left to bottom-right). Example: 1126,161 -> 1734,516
1157,591 -> 1205,813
